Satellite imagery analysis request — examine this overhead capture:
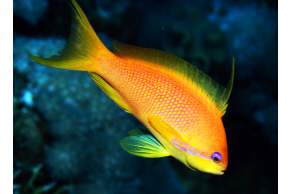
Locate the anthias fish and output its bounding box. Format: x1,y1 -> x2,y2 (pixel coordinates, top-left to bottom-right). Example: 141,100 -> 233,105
29,0 -> 234,175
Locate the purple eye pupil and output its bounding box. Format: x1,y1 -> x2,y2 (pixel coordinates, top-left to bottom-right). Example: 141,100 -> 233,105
211,152 -> 222,163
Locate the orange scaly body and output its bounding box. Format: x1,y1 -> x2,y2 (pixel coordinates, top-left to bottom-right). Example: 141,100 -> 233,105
93,48 -> 228,172
29,0 -> 234,175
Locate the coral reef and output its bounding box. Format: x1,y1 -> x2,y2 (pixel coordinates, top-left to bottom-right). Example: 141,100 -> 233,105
13,0 -> 278,193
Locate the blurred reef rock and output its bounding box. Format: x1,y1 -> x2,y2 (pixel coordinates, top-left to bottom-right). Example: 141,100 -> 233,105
13,37 -> 186,193
13,0 -> 49,25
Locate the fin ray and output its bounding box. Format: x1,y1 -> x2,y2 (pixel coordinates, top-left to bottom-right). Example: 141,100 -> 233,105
28,0 -> 108,72
128,128 -> 148,136
120,130 -> 170,158
89,72 -> 131,113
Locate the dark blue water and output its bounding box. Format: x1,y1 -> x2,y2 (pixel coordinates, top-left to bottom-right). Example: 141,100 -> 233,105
13,0 -> 278,193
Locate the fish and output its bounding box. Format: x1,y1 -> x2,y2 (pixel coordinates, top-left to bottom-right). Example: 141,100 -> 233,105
29,0 -> 234,175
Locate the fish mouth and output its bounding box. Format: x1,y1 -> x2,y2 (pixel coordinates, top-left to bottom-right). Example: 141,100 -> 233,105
210,169 -> 225,175
187,161 -> 225,175
186,161 -> 206,174
189,165 -> 204,173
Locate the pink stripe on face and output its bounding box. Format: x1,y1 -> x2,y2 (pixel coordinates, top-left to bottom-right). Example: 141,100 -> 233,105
172,138 -> 212,161
172,138 -> 187,152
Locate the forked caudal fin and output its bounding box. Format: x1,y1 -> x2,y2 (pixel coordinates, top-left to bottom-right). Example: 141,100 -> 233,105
28,0 -> 109,72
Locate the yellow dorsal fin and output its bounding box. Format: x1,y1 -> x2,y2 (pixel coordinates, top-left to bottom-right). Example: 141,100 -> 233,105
28,0 -> 109,72
113,41 -> 234,116
147,115 -> 185,143
88,72 -> 131,113
120,128 -> 170,158
219,58 -> 235,116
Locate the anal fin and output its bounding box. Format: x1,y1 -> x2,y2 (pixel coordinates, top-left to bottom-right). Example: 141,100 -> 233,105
120,128 -> 170,158
89,72 -> 131,113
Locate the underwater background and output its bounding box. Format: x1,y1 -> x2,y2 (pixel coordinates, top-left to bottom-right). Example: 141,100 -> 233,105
13,0 -> 278,193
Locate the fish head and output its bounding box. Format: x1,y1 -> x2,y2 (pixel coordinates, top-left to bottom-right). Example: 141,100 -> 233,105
185,149 -> 228,175
183,131 -> 228,175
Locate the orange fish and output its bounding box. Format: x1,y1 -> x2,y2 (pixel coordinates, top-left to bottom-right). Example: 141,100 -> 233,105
29,0 -> 234,175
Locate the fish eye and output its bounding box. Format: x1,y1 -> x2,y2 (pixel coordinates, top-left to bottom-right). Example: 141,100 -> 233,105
211,152 -> 222,163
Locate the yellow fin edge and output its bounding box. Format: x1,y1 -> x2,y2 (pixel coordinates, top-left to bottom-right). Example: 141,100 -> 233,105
88,72 -> 131,113
120,128 -> 170,158
28,0 -> 108,72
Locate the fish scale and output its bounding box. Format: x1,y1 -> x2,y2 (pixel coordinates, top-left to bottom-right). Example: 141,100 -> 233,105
97,56 -> 223,145
29,0 -> 233,175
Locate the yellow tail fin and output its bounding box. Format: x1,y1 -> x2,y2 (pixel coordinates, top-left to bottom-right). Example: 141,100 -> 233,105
28,0 -> 109,71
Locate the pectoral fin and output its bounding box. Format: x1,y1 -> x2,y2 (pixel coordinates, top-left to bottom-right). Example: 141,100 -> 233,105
147,115 -> 185,143
127,128 -> 148,136
120,128 -> 170,158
